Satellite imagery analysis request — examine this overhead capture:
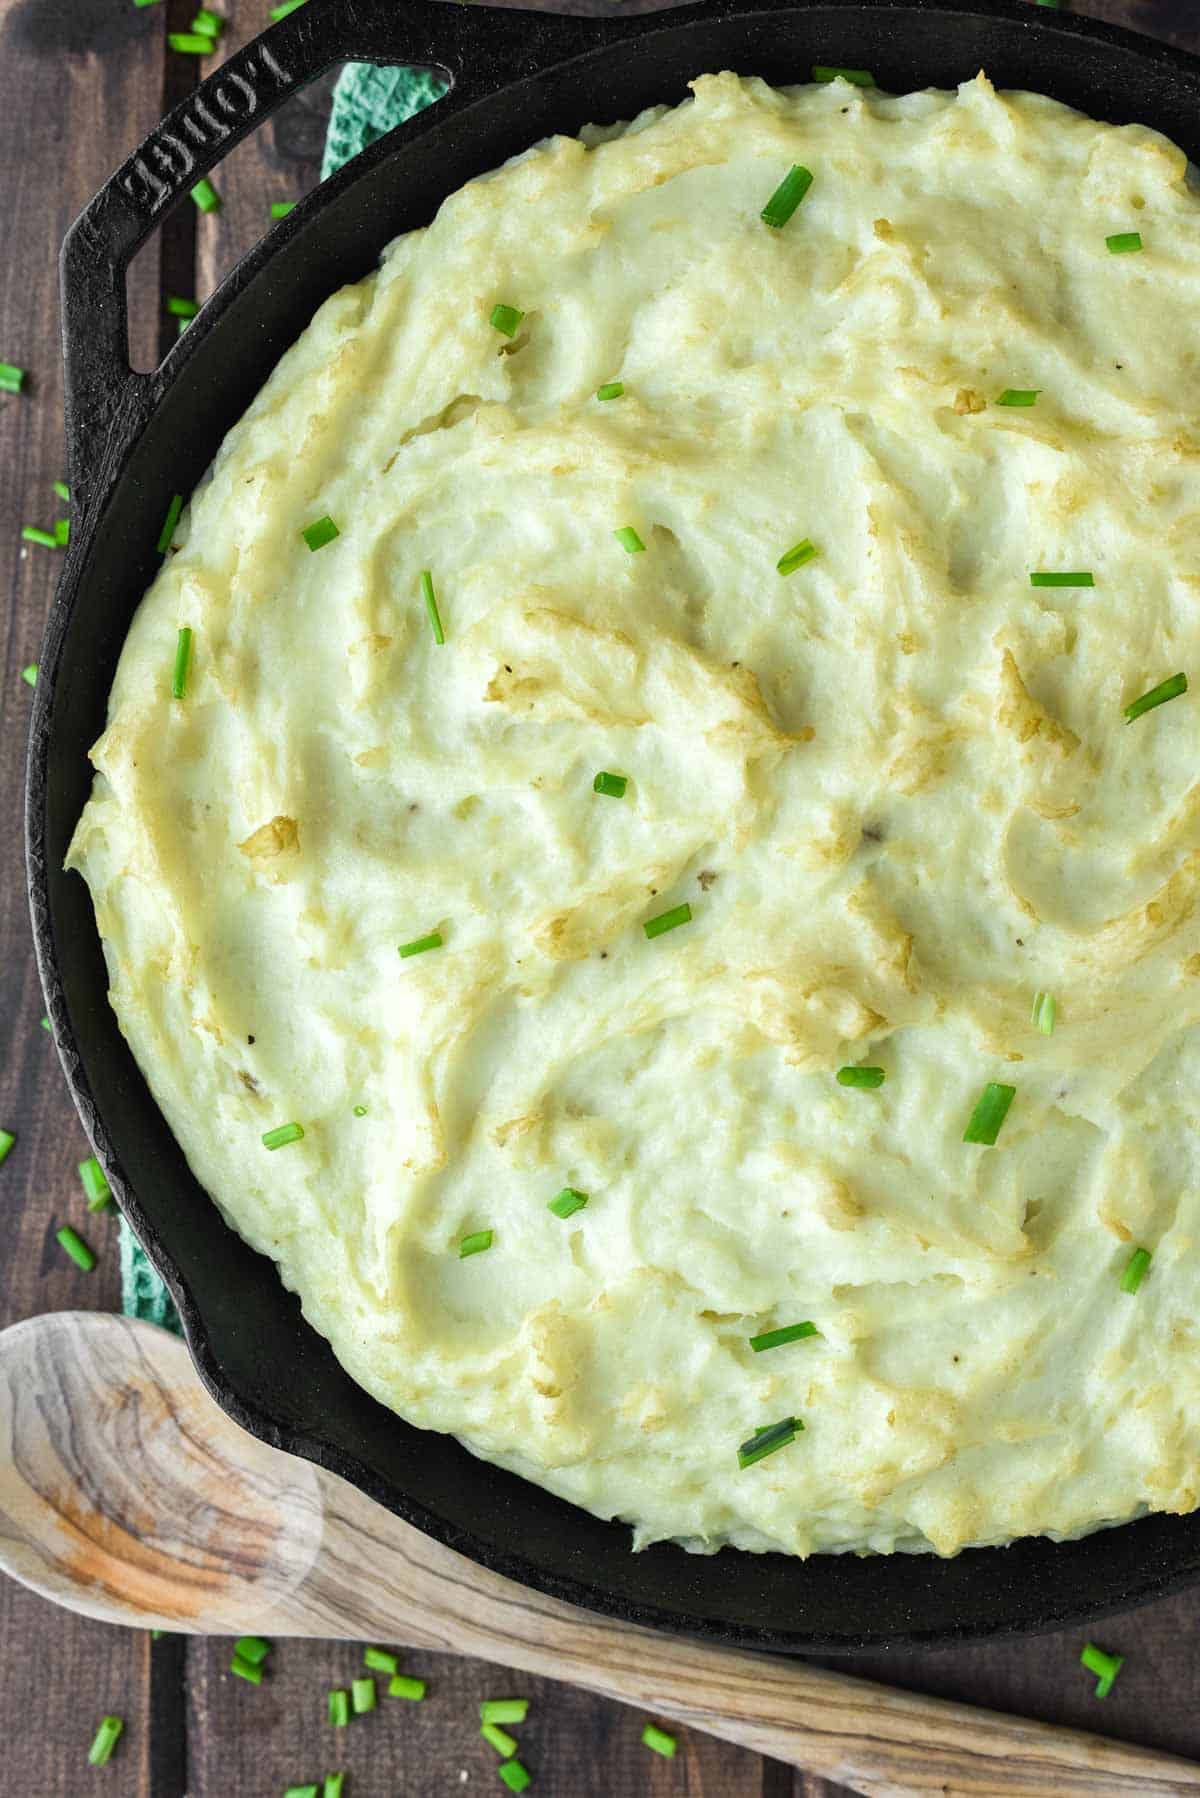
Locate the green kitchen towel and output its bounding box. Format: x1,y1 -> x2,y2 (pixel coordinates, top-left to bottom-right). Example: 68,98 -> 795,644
120,58 -> 443,1334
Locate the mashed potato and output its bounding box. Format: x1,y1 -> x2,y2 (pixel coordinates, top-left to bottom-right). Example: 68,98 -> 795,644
69,70 -> 1200,1556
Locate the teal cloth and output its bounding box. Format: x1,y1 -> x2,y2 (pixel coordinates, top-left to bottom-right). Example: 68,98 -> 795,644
120,59 -> 444,1333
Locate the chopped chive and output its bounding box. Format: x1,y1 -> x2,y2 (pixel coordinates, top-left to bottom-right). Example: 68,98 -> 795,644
593,771 -> 628,798
352,1104 -> 367,1117
79,1155 -> 112,1211
1031,991 -> 1057,1035
323,1778 -> 345,1798
192,7 -> 223,33
1120,1246 -> 1152,1295
644,901 -> 692,939
171,626 -> 193,700
363,1647 -> 398,1674
777,538 -> 818,576
1124,672 -> 1187,723
167,296 -> 199,318
262,1121 -> 304,1150
328,1688 -> 350,1728
962,1081 -> 1016,1146
53,479 -> 70,501
233,1635 -> 271,1665
22,526 -> 58,549
157,493 -> 183,554
0,362 -> 26,394
482,1722 -> 519,1756
1080,1642 -> 1124,1698
419,569 -> 445,644
498,1764 -> 531,1795
596,381 -> 624,401
748,1320 -> 818,1352
761,164 -> 814,229
614,525 -> 645,554
283,1788 -> 317,1798
1036,0 -> 1060,7
812,65 -> 875,85
270,0 -> 308,17
40,1016 -> 50,1031
836,1065 -> 884,1088
168,31 -> 216,51
997,389 -> 1040,406
230,1653 -> 263,1684
0,1129 -> 14,1166
387,1675 -> 426,1700
133,0 -> 164,7
350,1677 -> 376,1715
459,1229 -> 493,1258
190,177 -> 221,213
641,1724 -> 677,1759
55,517 -> 70,545
480,1700 -> 529,1726
1106,232 -> 1142,255
87,1716 -> 124,1767
271,200 -> 297,219
399,931 -> 443,959
56,1226 -> 96,1272
737,1414 -> 802,1469
21,664 -> 37,687
1029,571 -> 1093,587
490,303 -> 524,338
151,1630 -> 163,1640
548,1186 -> 588,1219
302,514 -> 339,552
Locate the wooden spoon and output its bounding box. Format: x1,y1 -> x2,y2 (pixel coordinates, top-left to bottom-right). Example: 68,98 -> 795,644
1,1312 -> 1197,1797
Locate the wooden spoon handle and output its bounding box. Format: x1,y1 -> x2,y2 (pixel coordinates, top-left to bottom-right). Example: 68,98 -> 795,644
1,1314 -> 1197,1798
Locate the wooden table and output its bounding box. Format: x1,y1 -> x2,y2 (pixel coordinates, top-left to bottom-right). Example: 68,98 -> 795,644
1,0 -> 1198,1791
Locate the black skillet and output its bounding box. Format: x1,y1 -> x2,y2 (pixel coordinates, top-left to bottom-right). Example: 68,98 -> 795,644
26,0 -> 1200,1653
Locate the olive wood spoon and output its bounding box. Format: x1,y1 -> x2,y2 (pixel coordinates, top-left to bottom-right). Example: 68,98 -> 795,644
0,1312 -> 1196,1797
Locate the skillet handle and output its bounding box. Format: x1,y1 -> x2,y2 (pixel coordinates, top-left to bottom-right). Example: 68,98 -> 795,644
58,0 -> 704,516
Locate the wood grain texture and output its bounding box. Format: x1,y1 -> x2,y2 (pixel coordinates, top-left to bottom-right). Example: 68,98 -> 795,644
0,2 -> 1196,1795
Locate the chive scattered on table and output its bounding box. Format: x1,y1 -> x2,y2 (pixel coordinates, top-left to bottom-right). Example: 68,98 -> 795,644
644,902 -> 692,940
40,1016 -> 50,1031
171,626 -> 193,700
777,538 -> 818,576
836,1065 -> 884,1088
323,1777 -> 345,1798
363,1647 -> 398,1675
190,177 -> 221,213
0,362 -> 26,394
596,381 -> 624,401
168,31 -> 216,51
350,1677 -> 376,1715
420,569 -> 444,644
230,1653 -> 263,1685
641,1723 -> 677,1759
271,200 -> 297,219
459,1229 -> 493,1259
270,0 -> 309,18
593,771 -> 628,798
234,1635 -> 271,1665
399,931 -> 443,959
79,1155 -> 112,1211
53,479 -> 70,502
962,1082 -> 1016,1146
1080,1642 -> 1124,1698
167,296 -> 199,319
614,525 -> 645,554
1120,1247 -> 1152,1295
157,494 -> 183,555
1106,232 -> 1142,254
548,1187 -> 588,1220
56,1226 -> 96,1272
498,1763 -> 532,1795
262,1121 -> 304,1150
1031,991 -> 1057,1035
482,1722 -> 519,1756
997,389 -> 1040,407
328,1688 -> 350,1728
490,303 -> 524,338
480,1700 -> 529,1725
387,1674 -> 426,1700
22,526 -> 58,549
55,517 -> 70,545
0,1129 -> 14,1167
737,1415 -> 803,1469
87,1716 -> 124,1767
761,164 -> 814,228
812,65 -> 874,85
1124,672 -> 1187,723
21,664 -> 37,687
749,1321 -> 818,1353
302,515 -> 339,552
282,1787 -> 317,1798
192,7 -> 223,34
1030,571 -> 1093,587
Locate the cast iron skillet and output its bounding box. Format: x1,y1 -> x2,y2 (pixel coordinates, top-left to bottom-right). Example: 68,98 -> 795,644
26,0 -> 1200,1653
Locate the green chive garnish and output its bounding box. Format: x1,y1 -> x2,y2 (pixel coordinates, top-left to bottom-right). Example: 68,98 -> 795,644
548,1187 -> 588,1219
87,1716 -> 124,1767
157,494 -> 183,554
997,389 -> 1040,406
352,1104 -> 367,1117
21,664 -> 37,687
748,1321 -> 818,1353
283,1788 -> 317,1798
490,304 -> 524,338
480,1700 -> 530,1725
22,527 -> 58,549
1030,572 -> 1094,587
1106,232 -> 1142,254
230,1654 -> 263,1684
460,1230 -> 493,1258
53,479 -> 70,501
761,164 -> 814,229
56,1226 -> 96,1272
387,1675 -> 426,1700
271,201 -> 297,218
1080,1642 -> 1124,1698
270,0 -> 307,15
644,902 -> 692,939
593,771 -> 628,798
168,31 -> 216,52
836,1066 -> 884,1088
171,626 -> 193,699
420,569 -> 445,644
363,1647 -> 398,1674
192,7 -> 223,33
812,65 -> 874,85
614,525 -> 645,554
233,1635 -> 271,1665
1124,672 -> 1187,723
482,1723 -> 519,1756
55,517 -> 70,545
1120,1247 -> 1151,1294
167,296 -> 198,318
302,515 -> 339,552
737,1415 -> 802,1469
351,1677 -> 376,1715
1031,991 -> 1057,1035
0,1129 -> 14,1166
777,538 -> 817,576
262,1122 -> 304,1150
328,1688 -> 350,1727
0,362 -> 26,394
596,381 -> 624,401
962,1082 -> 1016,1146
79,1155 -> 112,1211
323,1777 -> 345,1798
399,931 -> 443,959
190,177 -> 221,213
40,1016 -> 50,1031
498,1763 -> 532,1795
641,1724 -> 677,1759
